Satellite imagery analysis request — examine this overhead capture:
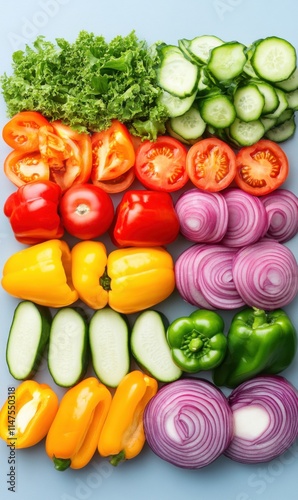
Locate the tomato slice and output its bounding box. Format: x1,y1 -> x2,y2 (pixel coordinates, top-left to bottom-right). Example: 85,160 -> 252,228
134,136 -> 188,192
91,120 -> 135,182
186,138 -> 236,192
234,139 -> 289,196
4,150 -> 50,186
2,111 -> 51,152
92,168 -> 136,193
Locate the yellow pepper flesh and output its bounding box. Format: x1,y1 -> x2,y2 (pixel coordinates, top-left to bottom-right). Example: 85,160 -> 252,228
0,381 -> 59,449
71,241 -> 175,314
98,370 -> 158,465
1,239 -> 78,307
45,377 -> 112,471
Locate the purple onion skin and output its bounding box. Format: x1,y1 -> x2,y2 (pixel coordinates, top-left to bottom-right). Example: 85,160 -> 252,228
225,375 -> 298,464
144,378 -> 233,469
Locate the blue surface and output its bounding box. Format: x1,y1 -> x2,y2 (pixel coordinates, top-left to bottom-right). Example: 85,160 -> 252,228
0,1 -> 298,499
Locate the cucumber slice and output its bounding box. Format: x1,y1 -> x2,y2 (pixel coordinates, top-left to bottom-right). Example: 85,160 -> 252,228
233,84 -> 265,122
229,118 -> 265,146
250,80 -> 279,114
263,88 -> 288,119
260,116 -> 277,132
89,308 -> 130,388
179,35 -> 224,65
169,106 -> 206,140
200,94 -> 236,128
131,310 -> 182,383
274,67 -> 298,91
156,45 -> 199,98
265,115 -> 296,142
275,109 -> 294,125
157,89 -> 197,118
207,41 -> 247,81
48,307 -> 88,387
285,88 -> 298,111
6,301 -> 51,380
251,36 -> 297,83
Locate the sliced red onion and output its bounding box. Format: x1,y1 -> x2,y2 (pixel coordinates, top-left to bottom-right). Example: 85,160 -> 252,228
194,245 -> 245,309
175,244 -> 215,309
225,375 -> 298,464
144,378 -> 233,469
232,240 -> 298,309
175,189 -> 228,243
261,189 -> 298,243
221,188 -> 269,247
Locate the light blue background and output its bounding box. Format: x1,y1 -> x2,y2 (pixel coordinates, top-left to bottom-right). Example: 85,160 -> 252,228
0,1 -> 298,499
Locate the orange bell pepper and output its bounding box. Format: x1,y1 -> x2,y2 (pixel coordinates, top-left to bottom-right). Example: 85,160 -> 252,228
0,381 -> 58,449
45,377 -> 111,470
98,370 -> 158,465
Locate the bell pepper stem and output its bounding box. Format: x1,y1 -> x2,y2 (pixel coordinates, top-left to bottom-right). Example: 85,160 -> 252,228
53,457 -> 72,471
109,450 -> 126,467
252,308 -> 267,328
100,268 -> 111,291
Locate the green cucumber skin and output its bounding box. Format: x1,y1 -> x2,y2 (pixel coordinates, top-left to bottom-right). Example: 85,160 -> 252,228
48,307 -> 89,388
6,301 -> 52,380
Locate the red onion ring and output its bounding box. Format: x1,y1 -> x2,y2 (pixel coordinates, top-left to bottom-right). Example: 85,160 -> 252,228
144,378 -> 233,469
261,189 -> 298,243
232,240 -> 298,309
175,189 -> 228,243
225,375 -> 298,464
221,188 -> 269,247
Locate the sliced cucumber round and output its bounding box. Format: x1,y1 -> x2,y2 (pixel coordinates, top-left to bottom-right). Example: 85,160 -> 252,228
200,94 -> 236,128
251,36 -> 297,83
169,106 -> 206,140
233,84 -> 265,122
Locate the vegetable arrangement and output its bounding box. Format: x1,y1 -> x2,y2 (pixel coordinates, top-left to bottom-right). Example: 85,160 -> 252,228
1,30 -> 298,475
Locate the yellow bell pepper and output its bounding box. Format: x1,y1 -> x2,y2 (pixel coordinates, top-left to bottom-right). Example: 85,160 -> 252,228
0,381 -> 58,449
45,377 -> 112,471
1,239 -> 78,307
98,370 -> 158,465
71,241 -> 175,314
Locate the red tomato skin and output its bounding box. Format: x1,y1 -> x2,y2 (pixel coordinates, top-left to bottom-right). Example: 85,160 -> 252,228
2,111 -> 51,152
59,184 -> 114,240
134,136 -> 188,192
111,190 -> 180,247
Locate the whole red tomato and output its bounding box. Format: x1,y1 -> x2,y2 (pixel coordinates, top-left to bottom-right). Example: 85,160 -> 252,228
59,184 -> 114,240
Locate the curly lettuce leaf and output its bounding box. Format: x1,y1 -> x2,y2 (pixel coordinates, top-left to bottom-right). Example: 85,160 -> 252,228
1,31 -> 168,139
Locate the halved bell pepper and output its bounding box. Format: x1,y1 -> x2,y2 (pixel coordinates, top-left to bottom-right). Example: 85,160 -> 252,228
0,381 -> 58,448
111,190 -> 180,247
71,241 -> 175,314
45,377 -> 112,470
1,239 -> 78,307
166,309 -> 227,373
213,307 -> 297,388
98,370 -> 158,465
4,180 -> 64,244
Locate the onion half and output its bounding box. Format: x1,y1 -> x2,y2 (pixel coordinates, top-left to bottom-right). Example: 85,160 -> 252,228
225,375 -> 298,464
175,189 -> 228,243
232,240 -> 298,309
261,189 -> 298,243
144,378 -> 233,469
221,188 -> 269,247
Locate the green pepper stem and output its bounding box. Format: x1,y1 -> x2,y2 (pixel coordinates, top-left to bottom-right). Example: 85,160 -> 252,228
252,308 -> 267,328
110,450 -> 126,466
53,457 -> 71,471
188,338 -> 204,352
100,268 -> 111,291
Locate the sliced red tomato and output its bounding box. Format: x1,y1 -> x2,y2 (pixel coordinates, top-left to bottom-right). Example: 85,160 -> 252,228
4,150 -> 50,187
134,136 -> 188,192
234,139 -> 289,196
91,120 -> 135,183
2,111 -> 51,152
186,138 -> 237,192
59,184 -> 114,240
93,168 -> 136,193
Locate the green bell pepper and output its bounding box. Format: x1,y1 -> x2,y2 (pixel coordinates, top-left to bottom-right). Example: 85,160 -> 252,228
213,307 -> 297,389
166,309 -> 227,373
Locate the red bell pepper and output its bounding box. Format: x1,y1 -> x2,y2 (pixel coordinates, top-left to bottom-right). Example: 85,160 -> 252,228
4,180 -> 64,244
111,190 -> 180,247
